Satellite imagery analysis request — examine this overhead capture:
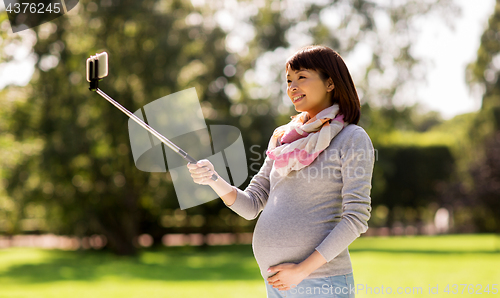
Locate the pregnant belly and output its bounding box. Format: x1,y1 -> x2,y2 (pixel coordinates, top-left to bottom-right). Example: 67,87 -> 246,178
253,204 -> 337,248
252,209 -> 338,279
252,244 -> 318,279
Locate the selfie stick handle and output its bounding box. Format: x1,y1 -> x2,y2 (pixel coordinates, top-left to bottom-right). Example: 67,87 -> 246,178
91,87 -> 218,181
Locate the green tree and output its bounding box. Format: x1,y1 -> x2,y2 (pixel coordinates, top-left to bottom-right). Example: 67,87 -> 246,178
1,0 -> 460,253
4,0 -> 235,254
465,0 -> 500,232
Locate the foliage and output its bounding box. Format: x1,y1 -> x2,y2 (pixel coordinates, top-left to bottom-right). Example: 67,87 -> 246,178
462,0 -> 500,232
371,145 -> 455,226
4,0 -> 235,254
0,0 -> 466,253
467,131 -> 500,232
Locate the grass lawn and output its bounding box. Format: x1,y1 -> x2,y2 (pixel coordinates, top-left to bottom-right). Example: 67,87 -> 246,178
0,234 -> 498,298
349,234 -> 500,297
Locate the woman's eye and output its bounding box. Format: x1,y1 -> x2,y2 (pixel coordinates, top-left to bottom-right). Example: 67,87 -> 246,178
287,80 -> 291,83
299,76 -> 305,79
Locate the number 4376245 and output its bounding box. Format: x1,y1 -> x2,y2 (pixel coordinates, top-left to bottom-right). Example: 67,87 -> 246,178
5,3 -> 62,14
443,284 -> 498,295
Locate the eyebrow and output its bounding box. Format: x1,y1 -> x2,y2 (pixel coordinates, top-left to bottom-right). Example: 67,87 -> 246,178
286,69 -> 309,77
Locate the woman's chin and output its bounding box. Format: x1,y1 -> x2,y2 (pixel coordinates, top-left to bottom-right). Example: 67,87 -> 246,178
293,104 -> 307,113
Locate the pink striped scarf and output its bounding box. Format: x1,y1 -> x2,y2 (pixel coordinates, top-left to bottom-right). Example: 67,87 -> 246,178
266,104 -> 347,177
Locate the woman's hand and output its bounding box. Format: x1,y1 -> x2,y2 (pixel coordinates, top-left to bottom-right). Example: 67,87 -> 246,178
266,263 -> 309,291
187,159 -> 217,185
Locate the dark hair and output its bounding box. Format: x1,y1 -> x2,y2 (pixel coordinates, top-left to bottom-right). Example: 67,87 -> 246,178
285,45 -> 361,125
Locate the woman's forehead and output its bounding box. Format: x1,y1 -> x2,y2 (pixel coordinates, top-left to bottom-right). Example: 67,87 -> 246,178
286,66 -> 312,76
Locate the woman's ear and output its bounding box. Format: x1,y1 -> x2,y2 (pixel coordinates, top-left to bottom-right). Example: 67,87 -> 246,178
326,78 -> 334,92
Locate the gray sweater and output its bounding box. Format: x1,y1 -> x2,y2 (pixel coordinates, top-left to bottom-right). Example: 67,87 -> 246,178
226,124 -> 375,279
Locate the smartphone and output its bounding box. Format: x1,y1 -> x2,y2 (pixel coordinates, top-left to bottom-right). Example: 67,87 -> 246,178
86,52 -> 109,82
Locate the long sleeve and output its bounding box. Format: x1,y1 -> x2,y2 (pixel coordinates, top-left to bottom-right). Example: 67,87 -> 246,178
315,127 -> 375,262
226,155 -> 274,220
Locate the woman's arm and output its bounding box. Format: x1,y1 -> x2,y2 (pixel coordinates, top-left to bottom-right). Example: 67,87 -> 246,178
187,154 -> 274,220
210,177 -> 238,207
315,127 -> 375,262
188,159 -> 238,206
296,250 -> 327,275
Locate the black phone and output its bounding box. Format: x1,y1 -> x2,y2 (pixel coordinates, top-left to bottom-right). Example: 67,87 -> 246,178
86,52 -> 108,82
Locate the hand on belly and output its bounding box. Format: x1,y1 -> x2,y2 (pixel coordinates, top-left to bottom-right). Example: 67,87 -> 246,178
266,263 -> 309,291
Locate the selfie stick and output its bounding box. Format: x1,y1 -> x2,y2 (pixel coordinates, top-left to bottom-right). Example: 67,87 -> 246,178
87,52 -> 218,181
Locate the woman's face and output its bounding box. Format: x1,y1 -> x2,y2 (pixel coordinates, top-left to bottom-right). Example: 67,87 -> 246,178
286,65 -> 334,119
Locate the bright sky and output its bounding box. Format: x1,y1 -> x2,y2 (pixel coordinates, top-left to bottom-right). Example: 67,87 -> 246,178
0,0 -> 496,120
411,0 -> 495,120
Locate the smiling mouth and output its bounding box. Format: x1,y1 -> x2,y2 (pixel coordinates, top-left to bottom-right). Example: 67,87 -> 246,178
292,95 -> 305,102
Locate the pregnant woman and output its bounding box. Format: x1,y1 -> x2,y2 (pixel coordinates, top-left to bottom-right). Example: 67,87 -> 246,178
188,45 -> 375,298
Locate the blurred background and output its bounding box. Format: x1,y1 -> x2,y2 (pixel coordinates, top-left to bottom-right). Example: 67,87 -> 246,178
0,0 -> 499,297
